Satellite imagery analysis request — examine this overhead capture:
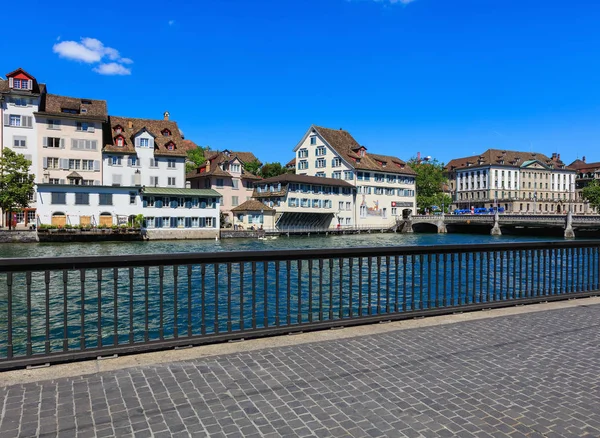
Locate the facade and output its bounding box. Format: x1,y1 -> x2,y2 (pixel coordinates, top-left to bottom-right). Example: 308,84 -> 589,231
446,150 -> 580,214
36,185 -> 221,237
293,126 -> 416,226
231,200 -> 276,229
103,114 -> 187,188
35,94 -> 107,186
187,150 -> 261,224
1,68 -> 46,226
252,174 -> 355,229
569,157 -> 600,214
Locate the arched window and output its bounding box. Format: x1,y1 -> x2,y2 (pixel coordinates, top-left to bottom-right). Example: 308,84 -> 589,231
116,136 -> 124,147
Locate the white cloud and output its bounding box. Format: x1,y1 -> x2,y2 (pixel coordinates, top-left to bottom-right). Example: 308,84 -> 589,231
93,63 -> 132,76
168,20 -> 175,26
52,37 -> 133,75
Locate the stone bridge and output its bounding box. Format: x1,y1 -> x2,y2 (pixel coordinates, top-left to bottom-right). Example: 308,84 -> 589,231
404,212 -> 600,238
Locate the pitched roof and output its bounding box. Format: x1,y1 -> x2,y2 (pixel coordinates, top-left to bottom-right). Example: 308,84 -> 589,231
204,150 -> 261,166
181,140 -> 200,152
103,116 -> 186,157
257,173 -> 354,188
285,157 -> 296,167
569,159 -> 600,173
445,149 -> 573,172
231,200 -> 275,212
312,126 -> 416,175
36,93 -> 107,121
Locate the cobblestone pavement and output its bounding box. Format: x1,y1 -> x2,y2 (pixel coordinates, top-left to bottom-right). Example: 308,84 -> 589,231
2,304 -> 600,438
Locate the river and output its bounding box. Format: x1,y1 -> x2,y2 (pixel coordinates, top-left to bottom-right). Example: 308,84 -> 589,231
0,233 -> 574,259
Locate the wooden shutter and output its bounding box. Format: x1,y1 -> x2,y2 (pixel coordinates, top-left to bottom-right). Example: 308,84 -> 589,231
3,114 -> 9,126
8,77 -> 13,88
43,157 -> 48,169
60,139 -> 65,149
148,138 -> 154,148
88,125 -> 95,133
135,137 -> 140,147
43,137 -> 48,148
27,79 -> 32,90
60,159 -> 69,170
91,140 -> 97,150
59,179 -> 65,185
76,122 -> 82,131
93,160 -> 100,171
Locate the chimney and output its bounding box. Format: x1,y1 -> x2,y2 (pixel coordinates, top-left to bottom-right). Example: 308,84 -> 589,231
417,152 -> 421,162
128,121 -> 133,129
163,111 -> 170,121
583,156 -> 586,163
557,153 -> 561,161
206,160 -> 210,171
551,152 -> 557,160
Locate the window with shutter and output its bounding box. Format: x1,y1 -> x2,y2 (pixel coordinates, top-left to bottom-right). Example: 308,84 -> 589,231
113,175 -> 122,186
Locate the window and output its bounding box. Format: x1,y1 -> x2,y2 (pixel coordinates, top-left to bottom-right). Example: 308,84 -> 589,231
216,179 -> 224,188
12,78 -> 30,89
232,196 -> 239,207
150,176 -> 159,186
310,136 -> 317,145
129,192 -> 137,205
51,193 -> 66,204
48,119 -> 61,130
316,159 -> 326,168
139,138 -> 149,147
149,158 -> 158,168
46,157 -> 59,169
76,122 -> 93,132
298,149 -> 308,158
167,159 -> 176,169
99,193 -> 113,206
13,136 -> 26,147
49,178 -> 60,184
316,172 -> 326,178
346,202 -> 351,211
162,217 -> 170,228
111,156 -> 122,166
9,115 -> 21,126
316,146 -> 326,156
71,139 -> 98,150
167,143 -> 175,151
298,160 -> 308,170
344,171 -> 354,180
130,157 -> 138,167
69,159 -> 81,170
360,205 -> 367,218
206,217 -> 213,228
232,179 -> 239,190
231,164 -> 241,173
116,137 -> 124,147
332,171 -> 341,179
168,177 -> 176,186
112,175 -> 122,186
81,160 -> 94,171
162,129 -> 171,136
332,158 -> 342,167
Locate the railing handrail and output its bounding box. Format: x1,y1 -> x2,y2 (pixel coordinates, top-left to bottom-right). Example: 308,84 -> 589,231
1,240 -> 599,273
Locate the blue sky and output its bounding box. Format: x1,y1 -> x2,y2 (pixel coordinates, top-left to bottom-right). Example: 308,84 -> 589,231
3,0 -> 600,165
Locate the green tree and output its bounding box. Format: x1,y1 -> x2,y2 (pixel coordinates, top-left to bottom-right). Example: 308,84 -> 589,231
0,149 -> 35,230
243,159 -> 262,176
582,180 -> 600,212
185,146 -> 209,174
406,158 -> 448,214
259,162 -> 289,179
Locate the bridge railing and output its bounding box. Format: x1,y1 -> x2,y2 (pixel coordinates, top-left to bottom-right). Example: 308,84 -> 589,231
0,241 -> 599,370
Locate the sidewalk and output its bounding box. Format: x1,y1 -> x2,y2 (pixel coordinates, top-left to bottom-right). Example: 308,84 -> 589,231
1,298 -> 599,437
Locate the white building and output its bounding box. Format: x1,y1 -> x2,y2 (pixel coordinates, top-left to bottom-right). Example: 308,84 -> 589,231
293,126 -> 416,225
103,113 -> 187,188
36,185 -> 221,239
1,68 -> 46,226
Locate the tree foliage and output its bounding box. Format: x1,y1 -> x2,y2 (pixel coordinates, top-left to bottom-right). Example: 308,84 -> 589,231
582,180 -> 600,212
185,146 -> 209,174
259,162 -> 289,179
0,149 -> 35,229
406,158 -> 450,213
243,159 -> 262,176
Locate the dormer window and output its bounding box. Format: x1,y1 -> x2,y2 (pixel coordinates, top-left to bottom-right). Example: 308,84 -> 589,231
11,78 -> 30,89
166,142 -> 175,151
116,136 -> 124,147
114,125 -> 123,134
62,108 -> 78,114
359,149 -> 365,157
162,129 -> 171,137
81,99 -> 92,105
139,138 -> 149,147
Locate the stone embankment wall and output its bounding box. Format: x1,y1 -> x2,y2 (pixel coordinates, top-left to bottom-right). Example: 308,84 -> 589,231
145,229 -> 219,240
0,230 -> 38,243
220,230 -> 265,239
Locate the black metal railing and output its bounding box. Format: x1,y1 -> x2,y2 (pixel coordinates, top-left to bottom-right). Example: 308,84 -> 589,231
1,241 -> 599,370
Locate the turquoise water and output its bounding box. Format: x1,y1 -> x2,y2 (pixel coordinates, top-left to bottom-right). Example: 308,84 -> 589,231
0,232 -> 570,259
1,233 -> 598,362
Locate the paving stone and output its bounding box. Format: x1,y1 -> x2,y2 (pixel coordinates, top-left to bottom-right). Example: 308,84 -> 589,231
2,304 -> 600,437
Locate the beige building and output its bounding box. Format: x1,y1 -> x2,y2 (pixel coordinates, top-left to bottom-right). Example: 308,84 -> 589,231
187,150 -> 261,225
231,200 -> 276,230
293,126 -> 416,226
252,174 -> 356,229
35,94 -> 107,186
569,157 -> 600,214
446,150 -> 580,214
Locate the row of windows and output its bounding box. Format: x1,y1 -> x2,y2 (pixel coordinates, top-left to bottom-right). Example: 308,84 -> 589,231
145,217 -> 215,229
357,172 -> 415,184
108,156 -> 178,168
144,197 -> 216,209
458,191 -> 572,201
44,158 -> 100,171
288,184 -> 353,195
357,186 -> 415,196
4,114 -> 33,128
287,198 -> 336,209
